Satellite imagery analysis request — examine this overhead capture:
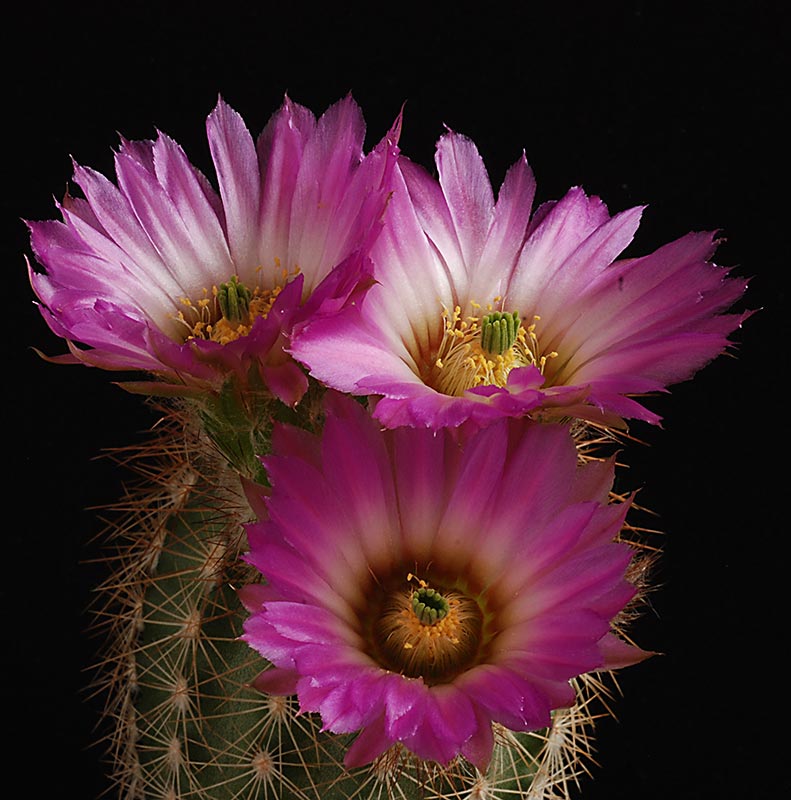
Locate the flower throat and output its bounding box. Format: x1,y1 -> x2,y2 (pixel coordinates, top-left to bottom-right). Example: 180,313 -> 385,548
369,575 -> 485,684
428,302 -> 557,397
175,266 -> 297,345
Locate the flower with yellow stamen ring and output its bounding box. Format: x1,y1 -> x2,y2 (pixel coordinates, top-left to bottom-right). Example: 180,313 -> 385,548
291,129 -> 749,429
27,95 -> 401,405
241,393 -> 650,770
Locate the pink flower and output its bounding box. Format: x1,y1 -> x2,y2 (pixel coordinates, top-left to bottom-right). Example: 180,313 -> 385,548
291,131 -> 749,428
28,96 -> 399,405
241,393 -> 648,769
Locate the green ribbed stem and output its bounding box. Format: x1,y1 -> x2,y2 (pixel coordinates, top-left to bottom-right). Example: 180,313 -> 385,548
132,485 -> 356,799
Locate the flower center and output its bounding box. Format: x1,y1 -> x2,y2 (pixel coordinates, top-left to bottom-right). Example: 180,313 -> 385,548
426,301 -> 557,396
370,575 -> 484,684
174,264 -> 298,345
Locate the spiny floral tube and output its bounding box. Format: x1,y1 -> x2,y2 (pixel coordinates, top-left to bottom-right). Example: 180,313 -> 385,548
290,129 -> 750,429
240,392 -> 650,770
27,94 -> 400,406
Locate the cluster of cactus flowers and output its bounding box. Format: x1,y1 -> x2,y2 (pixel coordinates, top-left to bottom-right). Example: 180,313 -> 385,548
26,95 -> 750,799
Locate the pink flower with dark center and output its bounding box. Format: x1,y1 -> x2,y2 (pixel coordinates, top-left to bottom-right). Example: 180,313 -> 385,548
291,131 -> 749,428
27,96 -> 399,405
241,393 -> 649,769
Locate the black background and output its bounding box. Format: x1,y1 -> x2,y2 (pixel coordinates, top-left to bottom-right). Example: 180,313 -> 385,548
5,3 -> 787,798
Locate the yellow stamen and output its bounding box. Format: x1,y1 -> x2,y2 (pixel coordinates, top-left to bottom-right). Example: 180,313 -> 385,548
426,301 -> 556,397
174,264 -> 300,345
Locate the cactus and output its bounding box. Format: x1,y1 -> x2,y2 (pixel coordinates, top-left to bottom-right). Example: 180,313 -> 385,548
83,383 -> 642,800
25,92 -> 741,800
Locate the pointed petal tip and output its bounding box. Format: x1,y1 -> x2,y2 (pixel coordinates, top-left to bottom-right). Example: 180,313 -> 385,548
343,717 -> 393,769
237,582 -> 270,612
251,668 -> 300,696
388,105 -> 404,146
208,94 -> 243,127
600,632 -> 656,670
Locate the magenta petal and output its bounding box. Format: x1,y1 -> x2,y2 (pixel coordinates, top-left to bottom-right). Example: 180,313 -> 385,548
382,674 -> 426,741
237,582 -> 279,612
512,187 -> 612,302
286,96 -> 366,276
344,715 -> 393,768
264,602 -> 348,645
475,153 -> 536,298
151,131 -> 231,270
252,668 -> 300,695
240,477 -> 270,522
291,305 -> 411,397
296,252 -> 377,323
460,706 -> 494,772
262,360 -> 308,407
302,670 -> 385,733
599,633 -> 655,669
270,421 -> 323,471
256,96 -> 315,261
467,665 -> 552,732
241,615 -> 299,670
113,150 -> 215,295
416,686 -> 477,764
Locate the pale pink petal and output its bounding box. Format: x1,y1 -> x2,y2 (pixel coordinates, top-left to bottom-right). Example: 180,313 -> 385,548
206,97 -> 262,270
435,131 -> 495,270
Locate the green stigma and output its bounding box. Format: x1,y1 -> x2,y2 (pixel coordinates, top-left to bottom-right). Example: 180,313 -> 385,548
480,310 -> 521,355
412,586 -> 450,625
218,275 -> 252,324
